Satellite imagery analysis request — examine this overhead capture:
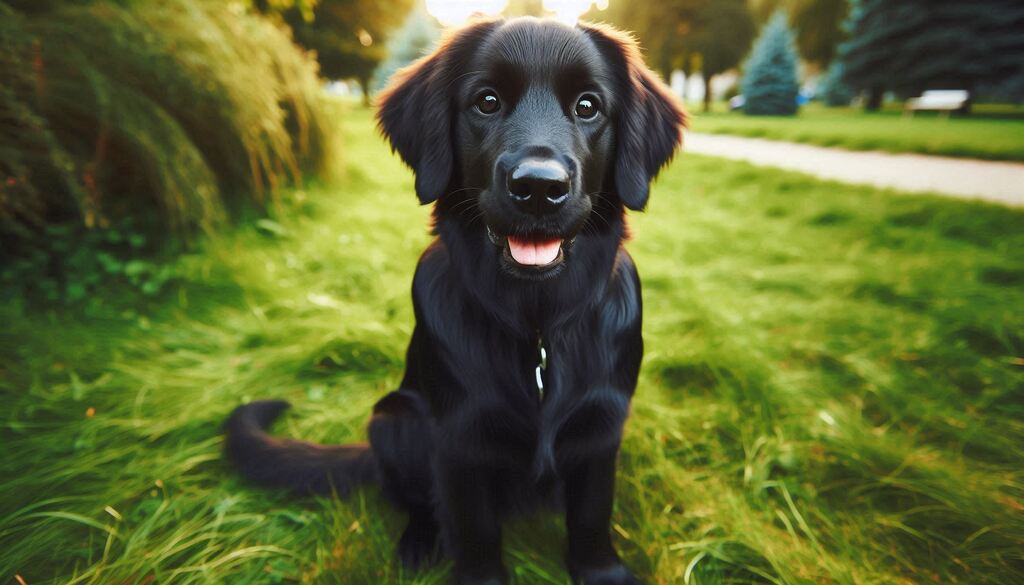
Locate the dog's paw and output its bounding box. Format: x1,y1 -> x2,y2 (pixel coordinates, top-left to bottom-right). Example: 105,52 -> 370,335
570,563 -> 645,585
398,520 -> 441,569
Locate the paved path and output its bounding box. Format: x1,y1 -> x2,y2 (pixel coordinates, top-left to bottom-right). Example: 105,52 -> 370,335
685,132 -> 1024,207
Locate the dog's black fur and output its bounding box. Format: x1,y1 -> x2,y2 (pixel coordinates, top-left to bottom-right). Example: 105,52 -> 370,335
226,17 -> 686,585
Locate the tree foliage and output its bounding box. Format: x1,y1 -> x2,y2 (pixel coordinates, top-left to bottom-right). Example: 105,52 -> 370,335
691,0 -> 756,111
374,3 -> 440,91
279,0 -> 414,102
584,0 -> 755,110
248,0 -> 318,21
790,0 -> 848,66
839,0 -> 1024,109
818,60 -> 853,106
749,0 -> 849,66
742,11 -> 800,115
583,0 -> 697,80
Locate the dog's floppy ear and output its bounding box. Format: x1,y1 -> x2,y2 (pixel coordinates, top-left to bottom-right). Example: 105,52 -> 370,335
580,22 -> 688,211
376,18 -> 500,204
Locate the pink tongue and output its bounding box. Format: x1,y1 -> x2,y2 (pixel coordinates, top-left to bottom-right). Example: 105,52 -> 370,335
507,237 -> 562,266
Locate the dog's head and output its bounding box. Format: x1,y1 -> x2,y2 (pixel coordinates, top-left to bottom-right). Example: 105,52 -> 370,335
377,17 -> 686,279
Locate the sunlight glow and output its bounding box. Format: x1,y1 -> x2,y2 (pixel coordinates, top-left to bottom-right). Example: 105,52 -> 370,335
424,0 -> 601,25
545,0 -> 603,24
424,0 -> 507,25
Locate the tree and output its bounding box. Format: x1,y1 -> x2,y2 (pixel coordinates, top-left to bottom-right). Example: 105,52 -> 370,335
838,0 -> 1024,111
835,0 -> 895,110
281,0 -> 414,105
818,60 -> 853,106
742,11 -> 800,115
748,0 -> 849,68
584,0 -> 755,110
984,1 -> 1024,102
374,3 -> 440,91
690,0 -> 756,112
747,0 -> 789,23
583,0 -> 698,81
790,0 -> 848,66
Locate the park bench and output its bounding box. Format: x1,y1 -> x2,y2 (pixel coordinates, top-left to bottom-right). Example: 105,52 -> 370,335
903,90 -> 970,117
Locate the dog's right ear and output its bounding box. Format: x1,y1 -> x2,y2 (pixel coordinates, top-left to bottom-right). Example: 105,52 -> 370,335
376,18 -> 500,204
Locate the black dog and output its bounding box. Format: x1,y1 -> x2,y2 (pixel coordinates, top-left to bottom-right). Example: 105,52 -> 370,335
226,17 -> 686,585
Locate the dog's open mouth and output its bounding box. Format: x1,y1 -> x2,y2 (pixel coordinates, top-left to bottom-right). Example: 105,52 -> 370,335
507,236 -> 562,266
487,226 -> 573,273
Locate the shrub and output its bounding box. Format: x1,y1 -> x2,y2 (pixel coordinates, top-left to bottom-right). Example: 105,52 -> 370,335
741,11 -> 801,116
0,0 -> 331,253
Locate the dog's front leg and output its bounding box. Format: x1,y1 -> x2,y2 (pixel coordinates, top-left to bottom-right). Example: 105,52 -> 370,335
564,450 -> 643,585
437,459 -> 507,585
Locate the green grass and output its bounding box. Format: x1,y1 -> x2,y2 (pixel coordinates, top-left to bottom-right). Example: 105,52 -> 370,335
2,107 -> 1023,584
691,102 -> 1024,162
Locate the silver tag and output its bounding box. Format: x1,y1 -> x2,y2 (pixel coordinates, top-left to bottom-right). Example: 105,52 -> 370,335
535,338 -> 547,400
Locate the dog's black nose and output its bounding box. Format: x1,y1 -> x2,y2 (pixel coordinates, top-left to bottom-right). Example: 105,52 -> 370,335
507,158 -> 570,215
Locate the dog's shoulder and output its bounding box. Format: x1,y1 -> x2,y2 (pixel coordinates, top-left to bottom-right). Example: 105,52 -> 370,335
599,247 -> 642,332
411,239 -> 452,309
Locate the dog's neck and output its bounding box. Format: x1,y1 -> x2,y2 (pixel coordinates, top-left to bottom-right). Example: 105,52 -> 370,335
430,204 -> 627,338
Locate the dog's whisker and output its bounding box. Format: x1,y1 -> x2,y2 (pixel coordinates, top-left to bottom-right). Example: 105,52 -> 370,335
446,186 -> 483,197
448,198 -> 479,215
465,210 -> 487,225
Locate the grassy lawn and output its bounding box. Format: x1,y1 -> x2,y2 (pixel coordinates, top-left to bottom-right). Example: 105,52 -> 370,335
2,107 -> 1023,585
690,103 -> 1024,162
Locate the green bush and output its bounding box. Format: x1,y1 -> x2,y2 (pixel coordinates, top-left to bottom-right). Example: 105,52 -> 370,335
0,0 -> 331,252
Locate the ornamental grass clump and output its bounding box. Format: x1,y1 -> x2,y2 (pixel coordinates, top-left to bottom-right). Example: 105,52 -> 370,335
0,0 -> 331,249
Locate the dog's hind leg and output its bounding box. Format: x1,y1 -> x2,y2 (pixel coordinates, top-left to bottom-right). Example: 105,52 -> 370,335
368,389 -> 441,569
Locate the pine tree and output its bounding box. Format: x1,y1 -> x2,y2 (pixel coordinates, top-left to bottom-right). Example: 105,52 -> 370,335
818,60 -> 853,107
976,0 -> 1024,102
748,0 -> 851,68
742,11 -> 801,116
838,0 -> 1024,110
374,3 -> 441,91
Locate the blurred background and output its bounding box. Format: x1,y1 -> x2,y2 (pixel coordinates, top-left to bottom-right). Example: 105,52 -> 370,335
1,1 -> 1022,584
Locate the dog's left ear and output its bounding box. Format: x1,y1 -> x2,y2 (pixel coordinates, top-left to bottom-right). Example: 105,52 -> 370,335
377,18 -> 501,204
580,22 -> 688,211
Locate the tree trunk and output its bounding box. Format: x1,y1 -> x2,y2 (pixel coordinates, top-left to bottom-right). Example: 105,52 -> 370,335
679,71 -> 689,102
702,72 -> 713,113
659,53 -> 673,84
359,76 -> 371,108
865,87 -> 883,111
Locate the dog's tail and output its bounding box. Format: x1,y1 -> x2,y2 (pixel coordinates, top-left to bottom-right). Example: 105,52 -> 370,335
224,400 -> 378,495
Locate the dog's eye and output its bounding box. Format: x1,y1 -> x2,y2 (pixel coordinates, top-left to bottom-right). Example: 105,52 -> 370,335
575,95 -> 598,119
475,91 -> 500,115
